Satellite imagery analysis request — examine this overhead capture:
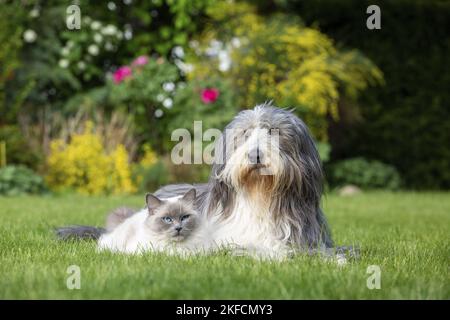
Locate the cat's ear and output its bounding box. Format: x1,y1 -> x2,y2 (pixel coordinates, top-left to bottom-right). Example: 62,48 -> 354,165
182,188 -> 196,204
146,193 -> 162,213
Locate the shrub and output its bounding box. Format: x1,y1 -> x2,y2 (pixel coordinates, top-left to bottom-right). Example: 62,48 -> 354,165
0,125 -> 43,170
184,2 -> 382,140
46,122 -> 136,195
161,77 -> 239,152
328,157 -> 401,190
0,165 -> 47,196
286,0 -> 450,189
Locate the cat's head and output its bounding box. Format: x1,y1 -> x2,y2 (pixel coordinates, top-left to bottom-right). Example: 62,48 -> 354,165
145,188 -> 199,242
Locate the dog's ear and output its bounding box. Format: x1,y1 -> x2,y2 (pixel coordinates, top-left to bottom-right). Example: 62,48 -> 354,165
182,188 -> 196,204
146,193 -> 162,214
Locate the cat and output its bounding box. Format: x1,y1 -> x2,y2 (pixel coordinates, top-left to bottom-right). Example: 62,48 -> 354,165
97,188 -> 212,255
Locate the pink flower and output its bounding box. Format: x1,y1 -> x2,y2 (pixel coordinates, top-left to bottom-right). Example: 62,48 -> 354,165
132,55 -> 149,67
113,66 -> 132,84
200,88 -> 220,104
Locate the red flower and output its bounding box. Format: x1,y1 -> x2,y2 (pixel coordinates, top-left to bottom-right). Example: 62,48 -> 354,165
113,66 -> 132,84
200,88 -> 220,104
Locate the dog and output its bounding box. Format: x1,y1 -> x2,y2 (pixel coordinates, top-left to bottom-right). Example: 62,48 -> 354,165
155,103 -> 333,257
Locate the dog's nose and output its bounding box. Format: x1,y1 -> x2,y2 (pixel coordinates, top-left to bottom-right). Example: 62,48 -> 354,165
248,147 -> 263,164
175,226 -> 182,232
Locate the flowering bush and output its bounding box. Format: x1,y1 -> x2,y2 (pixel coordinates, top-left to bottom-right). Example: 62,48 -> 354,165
59,16 -> 123,82
46,122 -> 136,195
184,2 -> 383,140
162,77 -> 238,152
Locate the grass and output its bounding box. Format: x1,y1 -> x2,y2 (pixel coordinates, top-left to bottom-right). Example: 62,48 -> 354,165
0,192 -> 449,299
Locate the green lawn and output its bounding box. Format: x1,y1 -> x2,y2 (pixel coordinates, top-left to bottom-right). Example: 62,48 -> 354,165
0,192 -> 449,299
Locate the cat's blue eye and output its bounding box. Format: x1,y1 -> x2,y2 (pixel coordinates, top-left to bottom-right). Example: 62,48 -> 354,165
162,217 -> 173,223
181,215 -> 190,221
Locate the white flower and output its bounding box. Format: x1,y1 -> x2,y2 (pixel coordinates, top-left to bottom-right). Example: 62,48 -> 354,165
218,50 -> 231,72
162,98 -> 173,109
29,8 -> 40,18
116,31 -> 123,40
163,82 -> 175,92
154,109 -> 164,118
23,29 -> 37,43
94,33 -> 103,43
88,44 -> 100,56
101,24 -> 117,36
172,46 -> 184,58
67,41 -> 75,49
58,59 -> 69,68
77,61 -> 86,70
231,37 -> 241,48
174,59 -> 193,74
107,2 -> 117,11
177,82 -> 186,90
156,94 -> 165,102
83,17 -> 92,24
91,21 -> 101,30
105,42 -> 114,51
61,47 -> 70,56
124,29 -> 133,40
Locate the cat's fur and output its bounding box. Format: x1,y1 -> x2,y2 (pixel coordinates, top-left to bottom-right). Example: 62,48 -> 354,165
97,189 -> 212,255
105,207 -> 136,232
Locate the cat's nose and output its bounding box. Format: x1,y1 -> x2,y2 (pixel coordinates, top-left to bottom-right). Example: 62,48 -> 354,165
175,226 -> 182,232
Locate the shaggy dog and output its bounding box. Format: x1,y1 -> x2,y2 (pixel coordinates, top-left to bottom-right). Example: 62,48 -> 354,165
155,104 -> 333,257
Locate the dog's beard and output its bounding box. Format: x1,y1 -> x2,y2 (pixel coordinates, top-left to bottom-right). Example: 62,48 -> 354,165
218,145 -> 283,195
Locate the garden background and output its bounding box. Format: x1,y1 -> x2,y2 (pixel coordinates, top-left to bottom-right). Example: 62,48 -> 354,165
0,0 -> 449,299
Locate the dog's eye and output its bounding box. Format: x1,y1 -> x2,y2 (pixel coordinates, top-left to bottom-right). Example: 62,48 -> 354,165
181,214 -> 190,221
162,217 -> 173,223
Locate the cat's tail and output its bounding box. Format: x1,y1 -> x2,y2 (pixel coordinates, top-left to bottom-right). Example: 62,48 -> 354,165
55,225 -> 106,241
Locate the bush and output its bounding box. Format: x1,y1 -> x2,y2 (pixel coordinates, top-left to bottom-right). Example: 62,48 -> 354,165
0,165 -> 48,195
46,122 -> 136,195
185,2 -> 382,140
0,125 -> 43,170
328,157 -> 401,190
284,0 -> 450,189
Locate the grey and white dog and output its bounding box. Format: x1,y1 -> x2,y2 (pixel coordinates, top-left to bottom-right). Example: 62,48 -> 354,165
57,103 -> 335,258
155,103 -> 333,257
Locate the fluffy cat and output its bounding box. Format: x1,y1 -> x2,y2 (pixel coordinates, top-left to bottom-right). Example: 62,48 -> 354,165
97,189 -> 212,255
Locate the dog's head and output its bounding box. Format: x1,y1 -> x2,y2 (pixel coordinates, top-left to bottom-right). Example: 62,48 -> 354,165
213,104 -> 323,197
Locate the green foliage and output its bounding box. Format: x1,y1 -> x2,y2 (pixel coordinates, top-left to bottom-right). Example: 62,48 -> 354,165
133,160 -> 169,193
316,142 -> 331,163
0,165 -> 47,195
0,125 -> 43,170
59,17 -> 123,82
0,2 -> 25,123
186,2 -> 382,140
328,157 -> 401,190
163,77 -> 238,151
73,57 -> 180,152
284,0 -> 450,189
